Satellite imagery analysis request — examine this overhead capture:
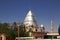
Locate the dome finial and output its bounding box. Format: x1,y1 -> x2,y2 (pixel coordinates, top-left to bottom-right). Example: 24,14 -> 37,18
40,24 -> 44,27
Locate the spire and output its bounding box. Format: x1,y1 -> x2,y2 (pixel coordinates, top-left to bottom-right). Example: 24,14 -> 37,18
24,10 -> 37,27
26,10 -> 33,16
50,20 -> 54,32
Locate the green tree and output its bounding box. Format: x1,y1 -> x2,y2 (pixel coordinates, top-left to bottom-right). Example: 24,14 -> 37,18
0,23 -> 16,40
0,22 -> 29,40
0,23 -> 9,33
58,25 -> 60,35
19,24 -> 29,37
0,23 -> 2,33
12,22 -> 17,30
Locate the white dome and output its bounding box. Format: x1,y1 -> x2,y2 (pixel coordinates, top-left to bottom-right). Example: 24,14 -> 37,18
24,10 -> 37,27
40,24 -> 44,27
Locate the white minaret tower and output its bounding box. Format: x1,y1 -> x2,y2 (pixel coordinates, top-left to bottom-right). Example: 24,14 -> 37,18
50,20 -> 54,32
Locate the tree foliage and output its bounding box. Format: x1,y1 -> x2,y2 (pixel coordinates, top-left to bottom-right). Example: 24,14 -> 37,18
0,22 -> 29,40
19,24 -> 29,37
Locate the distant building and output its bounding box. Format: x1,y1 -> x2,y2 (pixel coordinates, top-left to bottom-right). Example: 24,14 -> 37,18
16,10 -> 59,40
45,20 -> 59,39
23,10 -> 59,38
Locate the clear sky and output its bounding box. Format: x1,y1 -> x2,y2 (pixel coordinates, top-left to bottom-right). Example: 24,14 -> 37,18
0,0 -> 60,32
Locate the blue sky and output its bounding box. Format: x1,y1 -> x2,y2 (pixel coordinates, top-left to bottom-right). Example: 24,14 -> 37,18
0,0 -> 60,32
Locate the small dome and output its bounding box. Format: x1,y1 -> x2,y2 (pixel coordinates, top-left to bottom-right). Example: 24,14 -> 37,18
40,24 -> 44,27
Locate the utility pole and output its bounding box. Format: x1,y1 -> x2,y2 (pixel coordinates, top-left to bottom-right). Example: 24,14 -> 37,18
17,24 -> 20,40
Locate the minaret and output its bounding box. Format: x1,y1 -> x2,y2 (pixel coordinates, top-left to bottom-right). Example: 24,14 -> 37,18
50,20 -> 54,32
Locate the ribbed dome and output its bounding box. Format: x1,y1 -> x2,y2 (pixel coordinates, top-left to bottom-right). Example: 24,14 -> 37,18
24,10 -> 37,27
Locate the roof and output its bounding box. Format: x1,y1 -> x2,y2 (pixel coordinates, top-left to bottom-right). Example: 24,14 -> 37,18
24,10 -> 37,27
